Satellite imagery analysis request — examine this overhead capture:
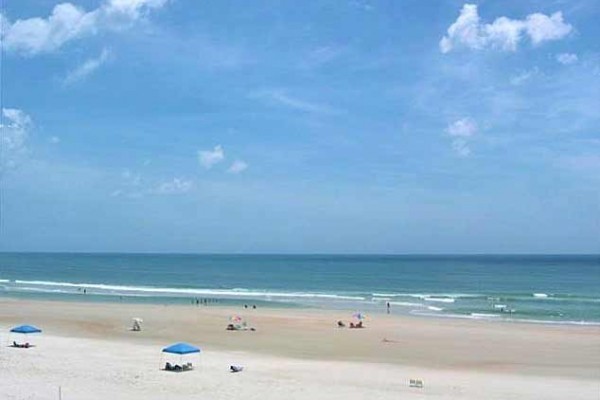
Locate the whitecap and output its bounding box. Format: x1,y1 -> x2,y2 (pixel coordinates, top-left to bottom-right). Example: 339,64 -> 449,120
423,297 -> 455,303
12,280 -> 365,301
427,306 -> 443,311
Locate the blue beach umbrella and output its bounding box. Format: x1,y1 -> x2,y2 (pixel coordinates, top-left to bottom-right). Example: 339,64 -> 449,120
10,325 -> 42,348
160,343 -> 201,371
10,325 -> 42,334
162,343 -> 201,355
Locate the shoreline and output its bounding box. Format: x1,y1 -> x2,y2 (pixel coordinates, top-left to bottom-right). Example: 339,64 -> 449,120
2,292 -> 599,327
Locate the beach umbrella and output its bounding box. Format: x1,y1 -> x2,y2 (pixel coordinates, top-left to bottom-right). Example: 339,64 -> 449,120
10,325 -> 42,348
229,315 -> 243,323
10,325 -> 42,334
162,343 -> 201,355
160,343 -> 201,371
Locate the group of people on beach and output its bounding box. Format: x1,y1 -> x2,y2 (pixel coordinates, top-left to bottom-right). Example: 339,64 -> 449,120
191,298 -> 258,310
192,298 -> 219,306
337,320 -> 365,329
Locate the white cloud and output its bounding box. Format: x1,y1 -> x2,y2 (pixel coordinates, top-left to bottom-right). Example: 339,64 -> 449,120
113,169 -> 193,197
525,12 -> 572,45
1,0 -> 169,56
440,4 -> 572,53
49,136 -> 61,144
227,160 -> 248,174
64,48 -> 112,85
251,89 -> 339,115
451,138 -> 471,157
155,178 -> 193,194
447,117 -> 478,137
198,145 -> 225,169
556,52 -> 578,65
510,67 -> 539,86
105,0 -> 169,19
446,117 -> 478,157
1,108 -> 32,170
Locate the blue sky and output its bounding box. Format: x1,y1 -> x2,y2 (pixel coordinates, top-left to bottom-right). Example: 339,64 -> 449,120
0,0 -> 598,253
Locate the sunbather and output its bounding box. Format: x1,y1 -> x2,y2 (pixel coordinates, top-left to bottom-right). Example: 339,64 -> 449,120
349,321 -> 364,329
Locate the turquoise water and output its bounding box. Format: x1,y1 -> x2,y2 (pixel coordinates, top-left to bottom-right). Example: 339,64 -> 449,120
0,253 -> 598,324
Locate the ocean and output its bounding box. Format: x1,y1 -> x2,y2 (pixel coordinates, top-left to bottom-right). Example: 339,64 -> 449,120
0,253 -> 598,325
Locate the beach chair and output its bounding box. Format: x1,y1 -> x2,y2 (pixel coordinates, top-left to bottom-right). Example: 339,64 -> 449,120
131,318 -> 143,331
409,379 -> 424,388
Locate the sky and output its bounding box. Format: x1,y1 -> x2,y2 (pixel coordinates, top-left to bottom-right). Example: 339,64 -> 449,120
0,0 -> 598,254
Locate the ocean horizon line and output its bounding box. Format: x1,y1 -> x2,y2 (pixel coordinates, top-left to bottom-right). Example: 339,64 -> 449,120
0,251 -> 598,257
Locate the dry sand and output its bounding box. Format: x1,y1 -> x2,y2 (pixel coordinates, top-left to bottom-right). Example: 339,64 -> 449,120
1,298 -> 599,399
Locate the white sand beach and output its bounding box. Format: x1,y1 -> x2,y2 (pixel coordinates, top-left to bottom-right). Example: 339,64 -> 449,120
1,299 -> 599,399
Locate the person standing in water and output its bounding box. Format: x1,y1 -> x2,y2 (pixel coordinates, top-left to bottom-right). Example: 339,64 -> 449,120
386,301 -> 391,314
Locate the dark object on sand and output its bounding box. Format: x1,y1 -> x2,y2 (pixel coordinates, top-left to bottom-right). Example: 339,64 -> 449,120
337,320 -> 345,328
230,365 -> 244,373
349,321 -> 364,329
12,341 -> 30,348
165,362 -> 193,372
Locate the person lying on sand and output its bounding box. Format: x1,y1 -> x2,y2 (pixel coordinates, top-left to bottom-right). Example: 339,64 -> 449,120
349,321 -> 364,329
226,323 -> 257,331
337,320 -> 345,328
165,362 -> 192,371
12,341 -> 30,348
